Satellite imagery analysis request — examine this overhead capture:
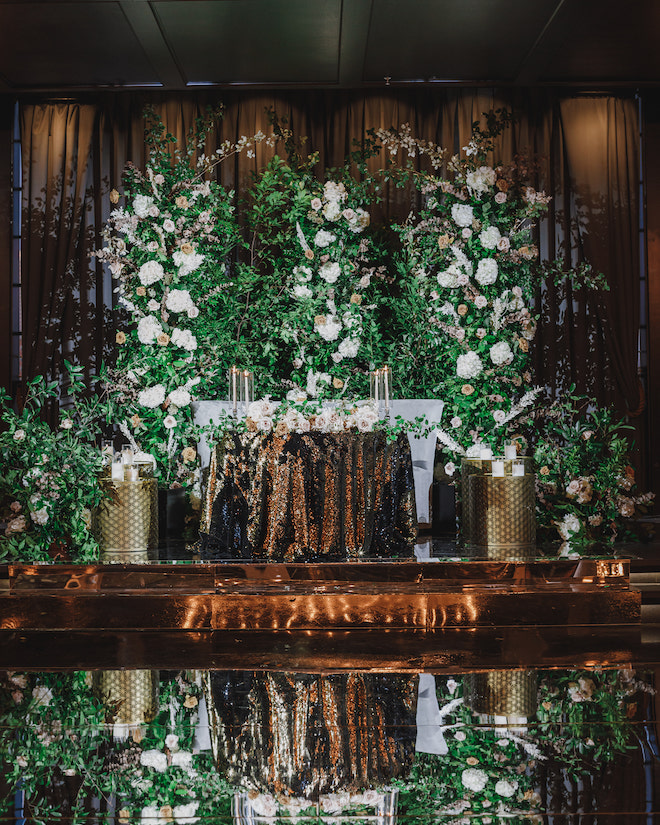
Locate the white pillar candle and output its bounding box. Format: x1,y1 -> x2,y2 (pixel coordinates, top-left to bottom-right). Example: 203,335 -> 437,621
491,459 -> 505,477
480,446 -> 493,460
111,462 -> 124,481
512,459 -> 525,477
504,444 -> 517,460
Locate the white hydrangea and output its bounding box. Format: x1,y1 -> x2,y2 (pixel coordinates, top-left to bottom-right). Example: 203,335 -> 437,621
456,351 -> 483,379
171,328 -> 197,351
319,261 -> 341,283
466,165 -> 496,197
437,270 -> 458,289
490,340 -> 514,366
138,260 -> 165,286
479,225 -> 502,249
451,203 -> 474,227
172,250 -> 204,276
557,513 -> 581,540
495,778 -> 518,798
166,289 -> 195,313
138,384 -> 166,408
137,315 -> 163,345
346,207 -> 370,233
338,338 -> 360,358
475,258 -> 498,285
314,229 -> 336,248
139,749 -> 168,772
133,194 -> 155,219
140,806 -> 161,824
323,180 -> 347,203
171,750 -> 193,770
250,795 -> 278,817
322,200 -> 341,221
32,686 -> 53,706
315,315 -> 342,342
173,802 -> 199,825
293,265 -> 313,282
461,767 -> 488,792
30,507 -> 50,526
292,284 -> 312,298
168,388 -> 192,408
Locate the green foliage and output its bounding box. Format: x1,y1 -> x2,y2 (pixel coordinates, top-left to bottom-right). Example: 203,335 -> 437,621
0,362 -> 103,563
533,390 -> 654,545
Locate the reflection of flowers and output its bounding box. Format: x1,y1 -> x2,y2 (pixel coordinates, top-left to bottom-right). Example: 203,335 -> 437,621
461,767 -> 488,792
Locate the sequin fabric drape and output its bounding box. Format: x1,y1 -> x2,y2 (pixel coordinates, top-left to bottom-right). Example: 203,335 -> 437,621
206,671 -> 417,799
200,429 -> 416,561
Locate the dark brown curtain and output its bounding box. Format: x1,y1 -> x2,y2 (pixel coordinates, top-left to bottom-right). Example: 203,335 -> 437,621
19,90 -> 640,422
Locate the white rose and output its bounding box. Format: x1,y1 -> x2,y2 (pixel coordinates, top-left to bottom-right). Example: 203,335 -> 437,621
450,416 -> 462,428
138,260 -> 165,286
451,203 -> 474,227
475,258 -> 498,285
310,197 -> 323,211
13,429 -> 25,442
163,219 -> 176,232
444,462 -> 456,477
165,733 -> 179,751
163,415 -> 177,429
492,409 -> 506,424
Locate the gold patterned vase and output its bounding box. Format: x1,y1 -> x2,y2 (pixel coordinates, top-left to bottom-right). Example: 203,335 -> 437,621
96,477 -> 158,556
461,457 -> 535,559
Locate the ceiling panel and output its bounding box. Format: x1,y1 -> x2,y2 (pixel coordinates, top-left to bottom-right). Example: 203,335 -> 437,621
364,0 -> 561,82
0,2 -> 158,88
153,0 -> 342,85
535,0 -> 660,83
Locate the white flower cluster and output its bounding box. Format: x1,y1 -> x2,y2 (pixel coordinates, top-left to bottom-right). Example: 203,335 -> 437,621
139,749 -> 168,773
461,767 -> 488,792
245,399 -> 381,435
475,257 -> 498,285
489,340 -> 514,366
437,245 -> 473,289
557,512 -> 581,540
138,384 -> 166,408
141,802 -> 198,824
173,249 -> 205,276
166,289 -> 197,317
314,314 -> 342,342
466,165 -> 496,197
168,388 -> 192,408
451,203 -> 474,227
314,229 -> 336,248
171,328 -> 197,351
495,778 -> 519,798
138,260 -> 165,286
319,261 -> 341,283
456,351 -> 482,380
133,194 -> 157,219
478,224 -> 501,250
137,315 -> 163,345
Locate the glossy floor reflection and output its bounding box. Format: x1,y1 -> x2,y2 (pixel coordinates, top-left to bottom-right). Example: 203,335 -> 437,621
1,666 -> 658,823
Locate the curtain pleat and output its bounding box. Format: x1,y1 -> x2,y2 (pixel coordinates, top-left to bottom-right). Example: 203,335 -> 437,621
20,90 -> 640,422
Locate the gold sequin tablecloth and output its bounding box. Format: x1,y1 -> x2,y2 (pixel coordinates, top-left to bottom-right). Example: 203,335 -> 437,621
200,430 -> 416,561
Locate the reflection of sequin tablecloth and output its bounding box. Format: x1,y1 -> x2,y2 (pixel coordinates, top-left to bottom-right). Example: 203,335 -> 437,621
200,430 -> 416,561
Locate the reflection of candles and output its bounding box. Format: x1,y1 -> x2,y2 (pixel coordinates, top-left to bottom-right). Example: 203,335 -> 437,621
512,459 -> 525,477
111,462 -> 124,481
125,466 -> 139,482
244,371 -> 249,410
480,446 -> 493,460
121,447 -> 133,465
370,370 -> 380,403
504,443 -> 517,460
491,459 -> 505,477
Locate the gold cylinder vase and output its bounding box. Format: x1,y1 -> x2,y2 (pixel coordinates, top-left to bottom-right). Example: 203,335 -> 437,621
96,477 -> 158,555
463,670 -> 538,718
96,669 -> 159,740
461,457 -> 535,559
